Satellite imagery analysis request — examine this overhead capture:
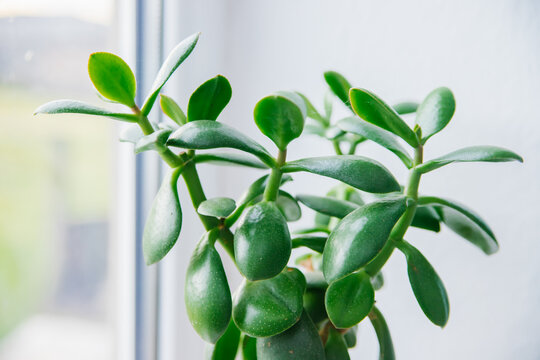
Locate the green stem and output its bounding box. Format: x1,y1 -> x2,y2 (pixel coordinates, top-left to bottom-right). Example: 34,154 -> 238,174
368,306 -> 395,360
263,149 -> 286,201
332,140 -> 343,155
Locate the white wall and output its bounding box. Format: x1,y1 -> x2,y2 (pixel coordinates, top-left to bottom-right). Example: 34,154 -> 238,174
165,1 -> 540,358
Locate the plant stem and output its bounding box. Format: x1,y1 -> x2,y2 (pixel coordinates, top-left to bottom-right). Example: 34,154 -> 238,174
263,149 -> 286,201
365,145 -> 423,276
332,140 -> 343,155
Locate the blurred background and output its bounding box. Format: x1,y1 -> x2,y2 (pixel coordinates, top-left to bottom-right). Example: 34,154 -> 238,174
0,0 -> 538,359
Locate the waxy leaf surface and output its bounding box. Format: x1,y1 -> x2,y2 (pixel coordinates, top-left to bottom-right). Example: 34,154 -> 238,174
134,129 -> 172,154
160,94 -> 186,125
369,307 -> 395,360
296,194 -> 357,219
393,102 -> 418,115
292,236 -> 327,253
188,75 -> 232,121
303,287 -> 327,324
194,152 -> 268,169
204,320 -> 241,360
241,335 -> 257,360
197,197 -> 236,218
88,52 -> 136,107
324,71 -> 352,107
415,87 -> 455,143
34,100 -> 137,122
324,327 -> 351,360
411,206 -> 441,232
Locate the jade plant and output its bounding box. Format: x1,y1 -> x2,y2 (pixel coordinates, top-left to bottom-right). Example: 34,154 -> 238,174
35,33 -> 523,359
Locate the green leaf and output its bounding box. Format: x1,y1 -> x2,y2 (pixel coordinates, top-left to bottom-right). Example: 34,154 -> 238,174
303,287 -> 327,324
393,102 -> 419,115
337,117 -> 413,168
397,240 -> 449,327
325,272 -> 374,328
415,87 -> 455,143
119,124 -> 144,143
233,268 -> 305,337
234,202 -> 291,280
343,326 -> 358,348
282,156 -> 400,194
205,320 -> 241,360
254,94 -> 305,150
197,197 -> 236,218
88,52 -> 136,107
292,236 -> 327,253
416,146 -> 523,174
411,206 -> 441,232
187,75 -> 232,121
275,191 -> 302,222
324,327 -> 351,360
241,335 -> 257,360
324,91 -> 334,119
34,100 -> 138,122
134,129 -> 172,154
297,92 -> 328,125
143,168 -> 182,265
185,230 -> 232,343
369,307 -> 395,360
160,94 -> 186,125
167,120 -> 275,167
142,32 -> 199,115
304,124 -> 326,137
323,197 -> 407,283
418,196 -> 498,254
371,272 -> 385,291
324,71 -> 352,107
296,194 -> 358,219
256,311 -> 325,360
194,152 -> 269,169
349,88 -> 419,147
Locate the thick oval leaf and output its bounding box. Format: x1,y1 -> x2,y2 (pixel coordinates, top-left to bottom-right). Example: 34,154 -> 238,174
397,241 -> 449,327
205,320 -> 241,359
418,196 -> 498,254
325,327 -> 351,360
323,197 -> 407,283
134,129 -> 172,154
256,311 -> 325,360
241,335 -> 257,360
343,326 -> 358,348
393,102 -> 419,115
369,307 -> 395,360
188,75 -> 232,121
194,152 -> 268,169
296,194 -> 358,219
282,156 -> 400,194
324,71 -> 352,107
303,287 -> 327,324
337,117 -> 413,168
416,146 -> 523,174
234,202 -> 291,280
275,191 -> 302,222
198,197 -> 236,218
143,168 -> 182,265
325,272 -> 374,328
88,52 -> 136,107
292,236 -> 327,253
34,100 -> 137,122
167,120 -> 275,167
254,94 -> 305,150
233,268 -> 305,337
349,88 -> 419,147
297,92 -> 328,125
185,230 -> 232,343
160,94 -> 186,125
411,206 -> 441,232
415,87 -> 455,143
142,32 -> 199,115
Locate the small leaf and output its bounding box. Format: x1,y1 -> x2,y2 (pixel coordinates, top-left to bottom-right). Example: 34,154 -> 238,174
160,94 -> 186,125
393,102 -> 419,115
296,194 -> 358,219
88,52 -> 136,107
349,88 -> 419,147
418,196 -> 498,254
369,307 -> 395,360
324,91 -> 334,119
283,156 -> 400,194
256,311 -> 325,360
324,327 -> 351,360
292,236 -> 327,253
325,272 -> 374,328
323,197 -> 407,283
188,75 -> 232,121
324,71 -> 352,107
241,335 -> 257,360
194,152 -> 268,169
343,326 -> 358,348
415,87 -> 455,143
411,206 -> 441,232
370,272 -> 385,291
275,191 -> 302,222
143,168 -> 182,265
337,117 -> 413,168
119,124 -> 144,143
254,94 -> 305,150
205,320 -> 241,360
167,120 -> 275,167
416,146 -> 523,174
297,92 -> 328,125
233,268 -> 305,337
397,240 -> 449,327
198,197 -> 236,218
185,230 -> 232,343
304,124 -> 326,137
134,129 -> 172,154
142,33 -> 199,115
34,100 -> 137,122
234,202 -> 291,280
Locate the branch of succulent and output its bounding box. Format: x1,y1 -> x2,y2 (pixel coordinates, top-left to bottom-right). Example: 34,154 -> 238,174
35,33 -> 523,359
